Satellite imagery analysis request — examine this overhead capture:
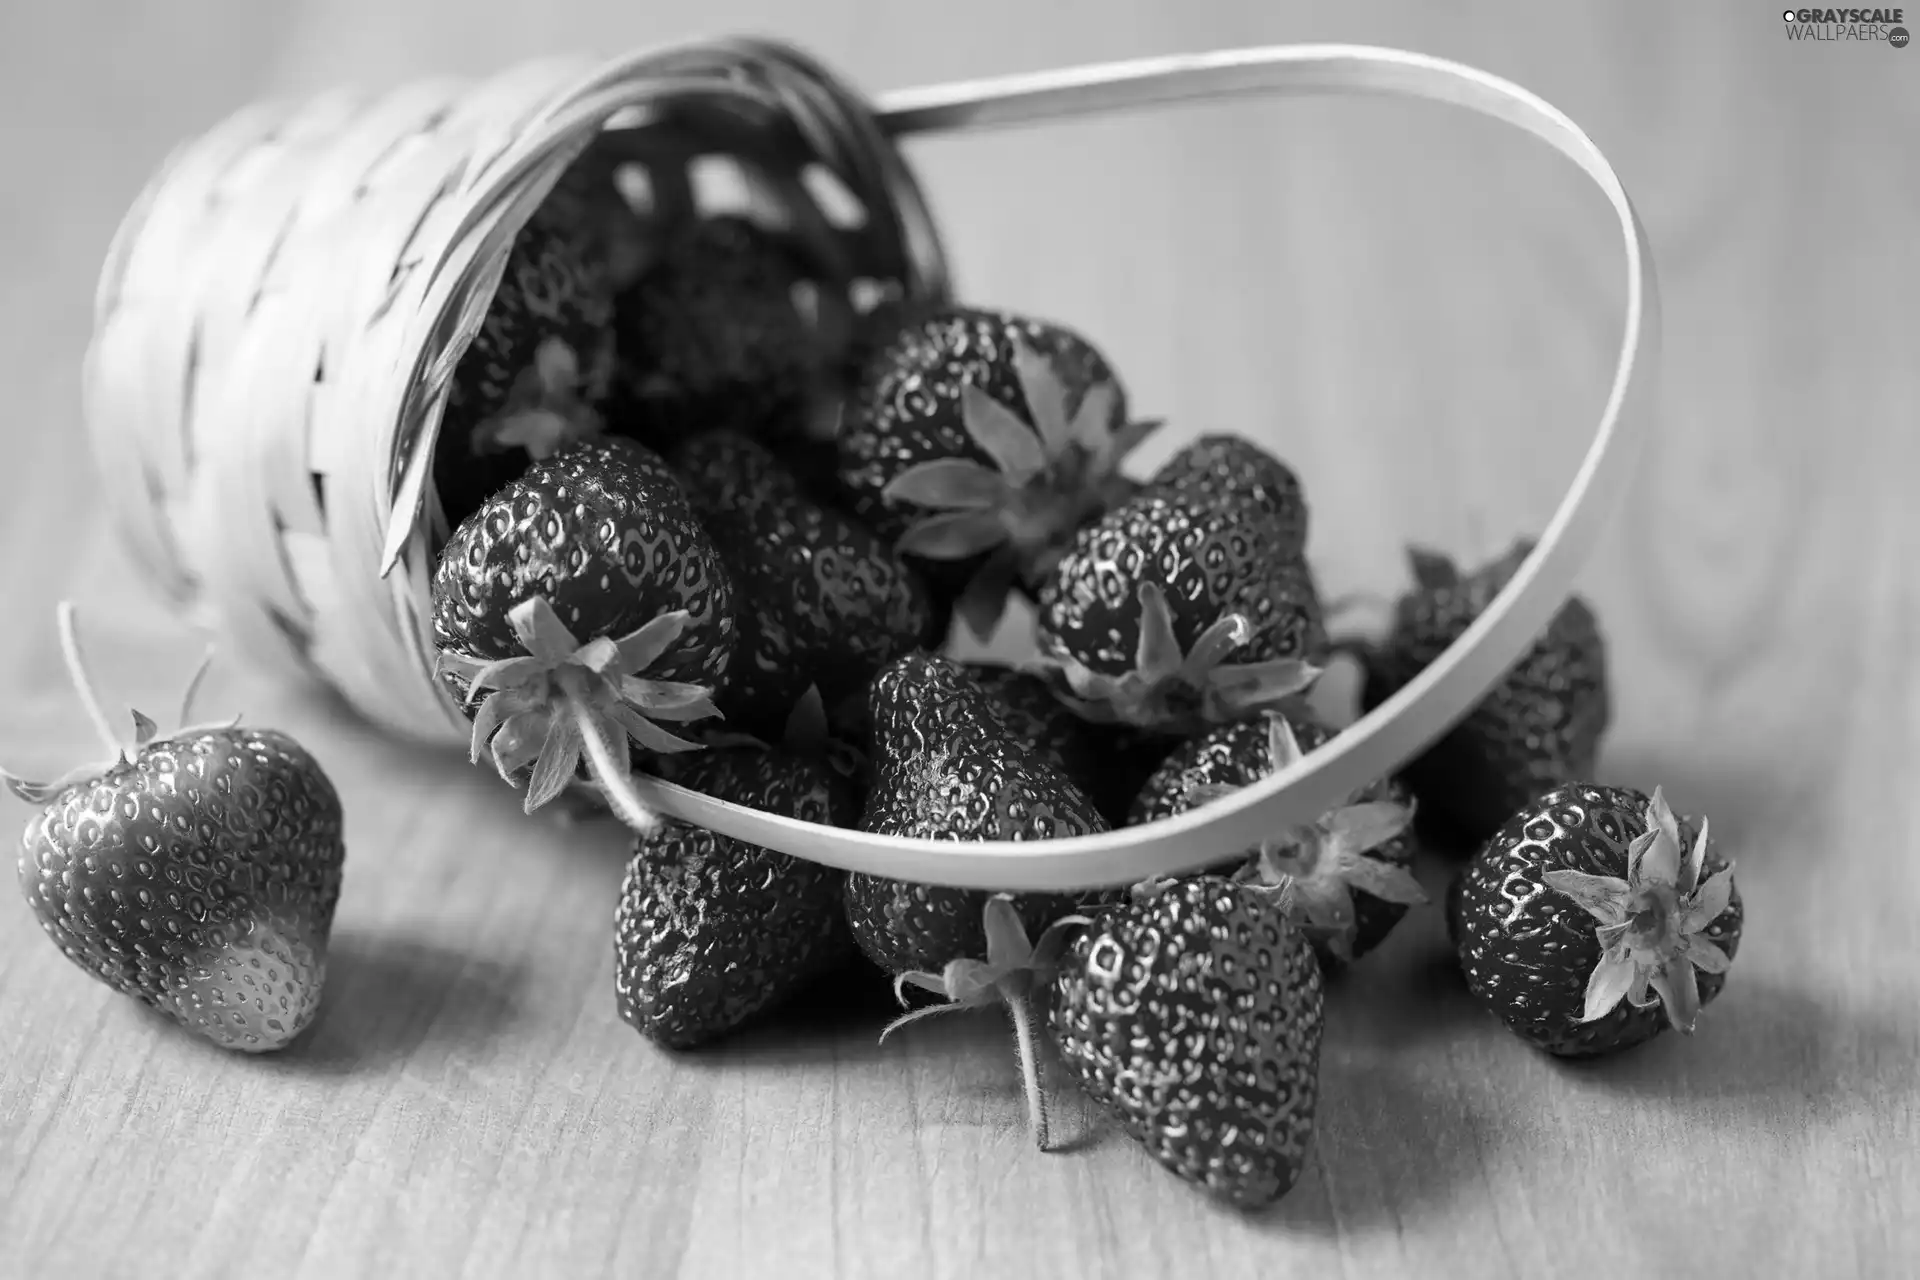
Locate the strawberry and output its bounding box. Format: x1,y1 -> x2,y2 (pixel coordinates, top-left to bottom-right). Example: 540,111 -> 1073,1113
6,606 -> 345,1053
965,663 -> 1172,826
1128,711 -> 1427,966
612,215 -> 839,448
1146,435 -> 1307,545
1351,540 -> 1611,848
841,653 -> 1109,976
878,895 -> 1090,1149
1030,437 -> 1326,735
615,746 -> 857,1049
433,196 -> 618,528
1447,783 -> 1743,1057
835,307 -> 1159,635
430,436 -> 735,829
667,429 -> 938,740
1051,876 -> 1325,1209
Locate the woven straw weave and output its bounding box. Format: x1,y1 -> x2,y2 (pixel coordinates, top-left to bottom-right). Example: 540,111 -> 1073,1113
84,37 -> 948,745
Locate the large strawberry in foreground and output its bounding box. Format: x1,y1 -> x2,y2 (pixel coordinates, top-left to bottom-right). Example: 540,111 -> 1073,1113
431,436 -> 736,830
1052,876 -> 1325,1210
1352,540 -> 1611,848
6,606 -> 345,1053
1031,435 -> 1324,735
835,306 -> 1159,635
1448,783 -> 1743,1058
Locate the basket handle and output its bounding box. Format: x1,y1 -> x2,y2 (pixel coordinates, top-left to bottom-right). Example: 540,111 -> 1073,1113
619,44 -> 1660,890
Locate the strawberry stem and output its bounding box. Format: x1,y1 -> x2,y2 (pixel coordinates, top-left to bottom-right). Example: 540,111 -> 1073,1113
56,602 -> 127,761
1006,991 -> 1051,1152
569,695 -> 662,836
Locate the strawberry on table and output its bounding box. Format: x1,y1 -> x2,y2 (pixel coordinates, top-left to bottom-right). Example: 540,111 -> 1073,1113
1448,783 -> 1743,1057
6,605 -> 345,1053
845,656 -> 1115,1146
1031,436 -> 1326,735
667,429 -> 938,741
1129,711 -> 1427,967
1051,875 -> 1326,1210
835,307 -> 1159,635
1350,540 -> 1611,848
616,747 -> 858,1049
433,194 -> 618,527
431,436 -> 736,830
842,654 -> 1108,978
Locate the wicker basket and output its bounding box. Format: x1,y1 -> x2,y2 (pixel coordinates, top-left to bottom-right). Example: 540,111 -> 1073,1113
81,38 -> 1659,891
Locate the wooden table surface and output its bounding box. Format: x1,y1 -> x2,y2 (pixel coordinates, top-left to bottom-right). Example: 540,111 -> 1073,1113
3,2 -> 1916,1276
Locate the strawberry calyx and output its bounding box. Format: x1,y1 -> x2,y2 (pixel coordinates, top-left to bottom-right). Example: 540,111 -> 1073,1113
468,336 -> 607,462
1,603 -> 236,805
1208,713 -> 1428,960
878,894 -> 1092,1152
1030,583 -> 1321,734
437,595 -> 719,833
882,338 -> 1160,638
1542,787 -> 1736,1034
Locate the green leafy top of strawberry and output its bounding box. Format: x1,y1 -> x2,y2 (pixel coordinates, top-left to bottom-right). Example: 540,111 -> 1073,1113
1541,787 -> 1735,1034
880,337 -> 1159,636
1035,581 -> 1322,734
1,603 -> 232,804
879,894 -> 1091,1151
437,595 -> 718,832
1195,715 -> 1428,961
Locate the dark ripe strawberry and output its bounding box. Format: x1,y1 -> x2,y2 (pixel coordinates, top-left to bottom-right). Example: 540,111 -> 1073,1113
7,608 -> 345,1053
615,747 -> 857,1049
1128,711 -> 1426,966
1356,540 -> 1610,848
1146,435 -> 1308,549
668,429 -> 938,740
613,215 -> 827,448
431,437 -> 736,824
1051,876 -> 1325,1209
842,653 -> 1110,976
434,200 -> 618,528
965,663 -> 1172,826
835,307 -> 1159,637
1031,441 -> 1329,735
1447,783 -> 1743,1058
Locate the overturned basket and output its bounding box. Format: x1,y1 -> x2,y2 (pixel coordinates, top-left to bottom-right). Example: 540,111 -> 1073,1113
82,38 -> 1658,891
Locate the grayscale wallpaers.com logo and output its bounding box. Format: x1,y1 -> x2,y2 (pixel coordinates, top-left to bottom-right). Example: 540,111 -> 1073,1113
1783,7 -> 1909,44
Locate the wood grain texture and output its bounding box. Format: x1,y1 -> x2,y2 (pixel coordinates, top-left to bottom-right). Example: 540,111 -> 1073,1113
3,1 -> 1917,1276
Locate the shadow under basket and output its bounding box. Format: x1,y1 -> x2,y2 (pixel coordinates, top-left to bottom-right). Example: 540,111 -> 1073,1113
80,37 -> 1661,891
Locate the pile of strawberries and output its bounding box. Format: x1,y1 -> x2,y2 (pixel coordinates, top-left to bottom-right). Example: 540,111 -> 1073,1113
8,157 -> 1746,1214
